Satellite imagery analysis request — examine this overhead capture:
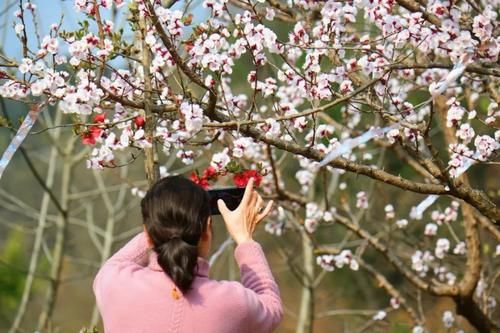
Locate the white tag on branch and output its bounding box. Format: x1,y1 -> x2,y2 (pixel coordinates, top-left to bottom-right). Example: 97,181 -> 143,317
409,148 -> 488,219
318,123 -> 400,167
429,52 -> 472,97
410,195 -> 439,220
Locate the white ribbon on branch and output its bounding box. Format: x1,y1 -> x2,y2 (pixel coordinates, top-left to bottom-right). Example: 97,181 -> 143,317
0,105 -> 41,180
319,123 -> 400,167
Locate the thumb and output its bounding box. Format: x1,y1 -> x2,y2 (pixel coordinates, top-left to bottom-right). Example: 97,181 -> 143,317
217,199 -> 230,216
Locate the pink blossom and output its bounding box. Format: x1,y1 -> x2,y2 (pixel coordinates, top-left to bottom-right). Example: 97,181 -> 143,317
385,204 -> 395,219
210,148 -> 230,171
424,223 -> 438,236
356,191 -> 368,209
435,238 -> 450,259
474,135 -> 497,161
446,104 -> 465,127
15,24 -> 24,34
456,123 -> 475,143
473,13 -> 494,40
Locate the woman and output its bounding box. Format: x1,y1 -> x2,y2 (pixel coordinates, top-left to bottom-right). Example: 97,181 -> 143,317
93,176 -> 283,333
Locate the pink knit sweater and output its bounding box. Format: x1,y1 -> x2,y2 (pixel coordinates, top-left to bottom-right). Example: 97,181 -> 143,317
93,232 -> 283,333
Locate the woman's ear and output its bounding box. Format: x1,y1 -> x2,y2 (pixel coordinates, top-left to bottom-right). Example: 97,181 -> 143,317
198,217 -> 212,258
143,225 -> 154,247
201,217 -> 212,241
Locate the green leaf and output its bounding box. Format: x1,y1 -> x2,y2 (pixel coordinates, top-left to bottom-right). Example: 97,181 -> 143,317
226,160 -> 242,173
0,115 -> 10,127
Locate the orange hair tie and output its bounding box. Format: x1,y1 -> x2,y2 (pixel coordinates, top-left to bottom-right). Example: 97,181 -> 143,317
171,287 -> 181,300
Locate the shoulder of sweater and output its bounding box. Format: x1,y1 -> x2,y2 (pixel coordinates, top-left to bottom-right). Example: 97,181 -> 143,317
194,279 -> 253,317
94,260 -> 151,292
196,278 -> 252,300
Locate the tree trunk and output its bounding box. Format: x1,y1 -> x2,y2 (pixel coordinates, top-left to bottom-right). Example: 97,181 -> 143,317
454,295 -> 496,333
8,110 -> 63,333
139,14 -> 160,186
296,232 -> 314,333
37,140 -> 74,330
435,96 -> 494,332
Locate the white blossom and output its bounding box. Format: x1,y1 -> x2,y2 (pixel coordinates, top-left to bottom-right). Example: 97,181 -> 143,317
390,297 -> 400,309
131,187 -> 146,198
15,23 -> 24,34
18,58 -> 33,74
412,326 -> 424,333
424,223 -> 438,236
356,191 -> 368,209
305,202 -> 322,233
372,310 -> 386,321
265,8 -> 275,21
446,104 -> 465,127
396,219 -> 408,229
411,250 -> 434,277
384,204 -> 395,219
41,36 -> 59,54
442,311 -> 455,328
455,123 -> 475,143
210,148 -> 231,171
180,102 -> 204,134
435,238 -> 450,259
453,242 -> 466,255
474,135 -> 497,161
317,249 -> 358,272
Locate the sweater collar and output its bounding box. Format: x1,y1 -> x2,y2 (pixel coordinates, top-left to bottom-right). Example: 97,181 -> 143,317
147,251 -> 209,277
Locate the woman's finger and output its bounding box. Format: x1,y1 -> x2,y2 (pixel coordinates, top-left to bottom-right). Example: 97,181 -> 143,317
240,177 -> 254,206
255,194 -> 263,212
248,185 -> 258,208
217,199 -> 230,216
256,200 -> 274,224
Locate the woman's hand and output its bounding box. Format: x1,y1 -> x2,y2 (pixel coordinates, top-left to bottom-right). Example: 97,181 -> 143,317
217,178 -> 274,245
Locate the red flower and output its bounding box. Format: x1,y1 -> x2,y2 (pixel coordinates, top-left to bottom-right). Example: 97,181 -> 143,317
134,116 -> 145,128
190,172 -> 209,189
90,125 -> 103,137
81,132 -> 96,145
93,113 -> 106,123
199,178 -> 209,189
81,126 -> 103,145
233,170 -> 262,188
190,171 -> 199,183
202,166 -> 218,179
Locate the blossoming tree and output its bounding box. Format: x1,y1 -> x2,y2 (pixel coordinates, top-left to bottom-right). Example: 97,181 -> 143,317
0,0 -> 499,332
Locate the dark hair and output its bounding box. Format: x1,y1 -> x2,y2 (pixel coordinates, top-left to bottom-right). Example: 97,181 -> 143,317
141,175 -> 210,293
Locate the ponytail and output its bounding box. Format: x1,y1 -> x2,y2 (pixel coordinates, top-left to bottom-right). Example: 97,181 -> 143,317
155,238 -> 199,293
141,176 -> 210,294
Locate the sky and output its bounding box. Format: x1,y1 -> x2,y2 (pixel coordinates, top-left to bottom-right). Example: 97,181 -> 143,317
0,0 -> 208,60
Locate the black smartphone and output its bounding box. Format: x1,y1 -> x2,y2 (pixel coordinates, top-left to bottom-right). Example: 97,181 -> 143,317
208,187 -> 245,215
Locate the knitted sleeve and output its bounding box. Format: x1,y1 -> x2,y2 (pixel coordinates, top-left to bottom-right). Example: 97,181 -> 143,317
233,240 -> 283,332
